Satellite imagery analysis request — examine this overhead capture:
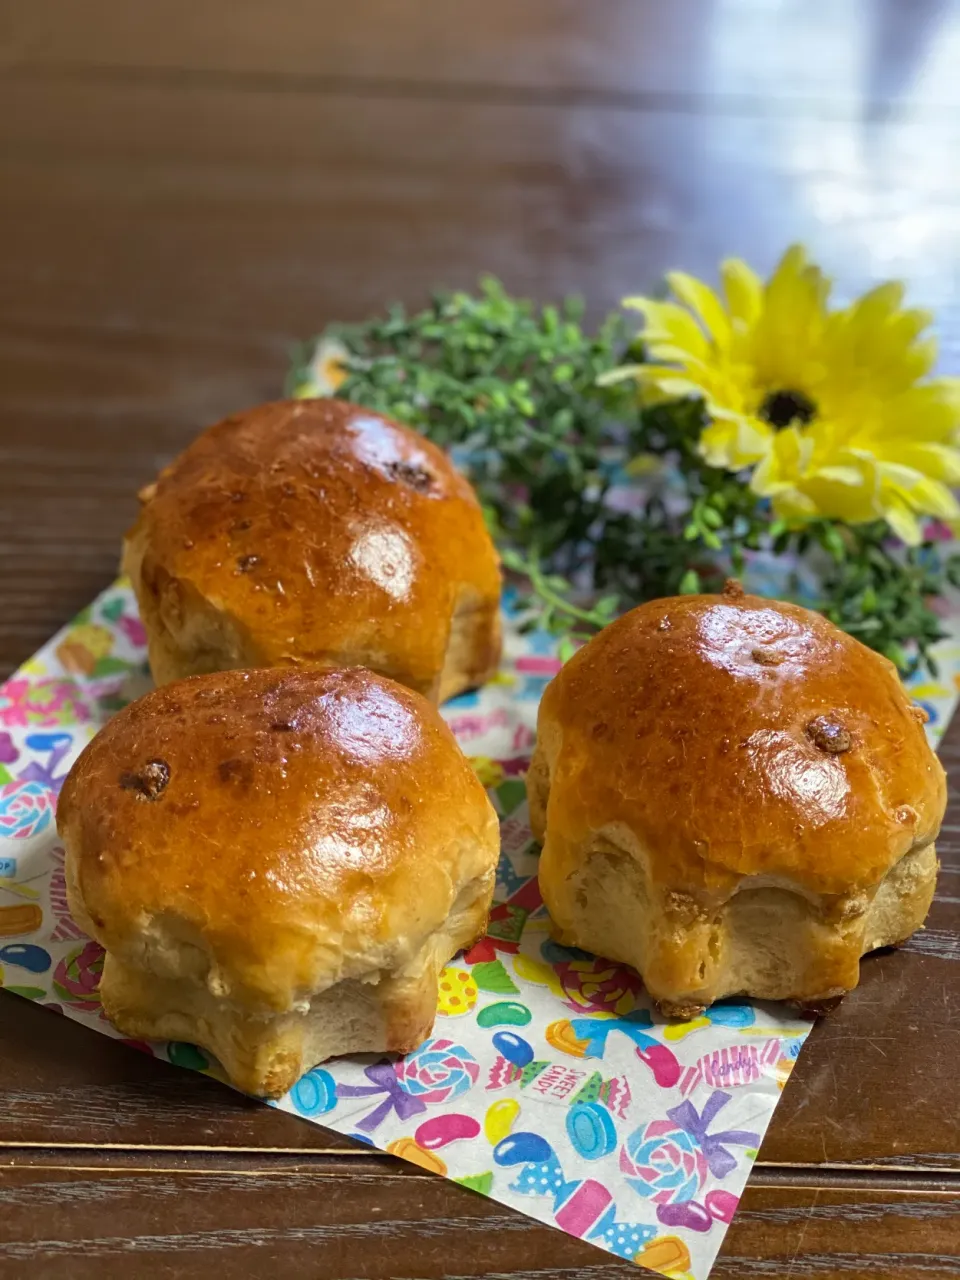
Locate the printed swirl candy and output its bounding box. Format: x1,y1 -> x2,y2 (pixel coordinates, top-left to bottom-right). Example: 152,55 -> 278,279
0,781 -> 55,839
620,1119 -> 708,1207
396,1037 -> 479,1105
52,940 -> 105,1012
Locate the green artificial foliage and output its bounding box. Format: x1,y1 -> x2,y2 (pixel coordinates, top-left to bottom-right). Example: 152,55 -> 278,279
289,278 -> 960,675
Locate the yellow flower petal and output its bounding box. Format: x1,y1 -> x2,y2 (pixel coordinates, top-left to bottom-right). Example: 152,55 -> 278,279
882,498 -> 923,546
873,442 -> 960,484
607,246 -> 960,543
632,300 -> 711,362
596,363 -> 646,385
720,258 -> 764,327
666,271 -> 733,348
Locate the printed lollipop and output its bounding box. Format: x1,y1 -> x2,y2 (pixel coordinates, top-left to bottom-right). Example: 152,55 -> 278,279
52,939 -> 104,1012
0,780 -> 55,839
622,1091 -> 759,1233
336,1039 -> 479,1134
620,1117 -> 708,1210
395,1037 -> 480,1106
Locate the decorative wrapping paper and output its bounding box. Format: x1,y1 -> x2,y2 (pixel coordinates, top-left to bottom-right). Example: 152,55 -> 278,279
0,582 -> 956,1279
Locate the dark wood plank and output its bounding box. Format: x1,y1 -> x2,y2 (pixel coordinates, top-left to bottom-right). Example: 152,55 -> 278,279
0,991 -> 358,1153
1,1152 -> 958,1279
759,742 -> 960,1171
3,0 -> 959,112
3,76 -> 960,343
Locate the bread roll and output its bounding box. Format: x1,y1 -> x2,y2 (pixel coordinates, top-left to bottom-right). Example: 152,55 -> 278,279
123,398 -> 501,702
529,581 -> 946,1016
58,667 -> 500,1096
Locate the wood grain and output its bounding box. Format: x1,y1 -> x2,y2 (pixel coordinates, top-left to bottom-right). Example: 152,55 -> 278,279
4,0 -> 960,112
0,1152 -> 958,1279
3,75 -> 960,339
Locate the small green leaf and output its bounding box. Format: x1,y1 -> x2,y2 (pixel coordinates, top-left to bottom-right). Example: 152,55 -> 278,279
557,635 -> 578,663
679,569 -> 701,594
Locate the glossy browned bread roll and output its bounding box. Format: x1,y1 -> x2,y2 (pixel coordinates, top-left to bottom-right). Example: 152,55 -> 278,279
123,398 -> 502,702
58,667 -> 500,1096
529,581 -> 946,1017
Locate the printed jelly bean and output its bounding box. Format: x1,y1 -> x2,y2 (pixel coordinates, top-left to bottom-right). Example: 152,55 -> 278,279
496,1130 -> 657,1259
167,1042 -> 209,1071
635,1041 -> 682,1089
484,1098 -> 520,1145
708,1002 -> 754,1029
493,1131 -> 554,1167
492,1031 -> 534,1068
664,1017 -> 710,1042
0,943 -> 51,973
386,1137 -> 447,1175
663,1001 -> 755,1042
705,1188 -> 739,1223
291,1068 -> 337,1117
415,1114 -> 480,1150
636,1236 -> 692,1275
476,1000 -> 531,1028
23,733 -> 72,753
656,1200 -> 713,1233
566,1102 -> 617,1161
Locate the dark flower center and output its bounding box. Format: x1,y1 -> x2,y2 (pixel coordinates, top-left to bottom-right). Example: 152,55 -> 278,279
759,388 -> 817,429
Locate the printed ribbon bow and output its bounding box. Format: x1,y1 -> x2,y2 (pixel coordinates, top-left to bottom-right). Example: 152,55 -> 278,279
334,1061 -> 427,1133
667,1090 -> 759,1179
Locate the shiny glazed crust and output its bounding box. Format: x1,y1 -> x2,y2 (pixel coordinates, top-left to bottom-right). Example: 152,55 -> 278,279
58,667 -> 500,1095
122,398 -> 502,703
530,583 -> 946,1015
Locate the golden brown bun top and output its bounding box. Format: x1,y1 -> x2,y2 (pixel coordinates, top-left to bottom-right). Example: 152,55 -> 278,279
128,398 -> 500,684
539,583 -> 946,898
58,667 -> 498,1010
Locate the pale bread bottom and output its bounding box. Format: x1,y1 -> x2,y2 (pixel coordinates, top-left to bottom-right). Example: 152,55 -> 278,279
528,744 -> 938,1017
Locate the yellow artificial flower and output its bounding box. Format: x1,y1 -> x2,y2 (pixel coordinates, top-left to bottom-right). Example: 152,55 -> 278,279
606,245 -> 960,544
292,336 -> 349,399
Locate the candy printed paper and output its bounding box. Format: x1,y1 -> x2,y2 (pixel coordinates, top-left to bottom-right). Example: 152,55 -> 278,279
1,582 -> 957,1279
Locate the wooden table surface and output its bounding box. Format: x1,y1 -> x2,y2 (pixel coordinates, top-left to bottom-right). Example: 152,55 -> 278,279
2,2 -> 960,1275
